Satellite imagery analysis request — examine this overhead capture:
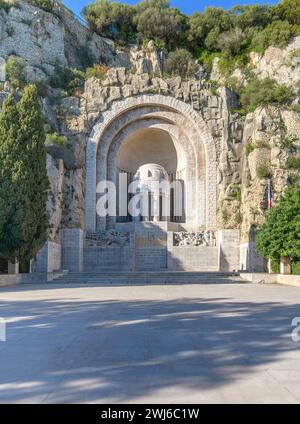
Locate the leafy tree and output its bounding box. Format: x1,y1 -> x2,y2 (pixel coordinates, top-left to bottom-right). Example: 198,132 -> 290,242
82,0 -> 136,46
134,0 -> 188,49
276,0 -> 300,25
251,20 -> 293,53
232,5 -> 273,30
189,7 -> 234,50
165,49 -> 197,79
256,186 -> 300,263
0,86 -> 49,263
214,27 -> 245,57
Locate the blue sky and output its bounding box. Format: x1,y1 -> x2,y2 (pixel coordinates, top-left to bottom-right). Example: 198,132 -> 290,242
64,0 -> 278,17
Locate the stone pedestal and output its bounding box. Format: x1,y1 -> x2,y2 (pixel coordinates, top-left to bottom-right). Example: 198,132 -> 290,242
34,241 -> 61,273
218,230 -> 240,272
8,260 -> 19,275
240,242 -> 267,272
280,257 -> 291,275
61,229 -> 84,272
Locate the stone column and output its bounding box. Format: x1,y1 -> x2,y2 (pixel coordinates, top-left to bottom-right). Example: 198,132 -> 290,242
152,193 -> 160,222
280,257 -> 291,275
8,260 -> 19,275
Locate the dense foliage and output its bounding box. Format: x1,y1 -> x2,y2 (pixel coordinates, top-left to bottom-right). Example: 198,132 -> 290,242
165,49 -> 196,79
256,186 -> 300,263
83,0 -> 300,57
239,78 -> 295,113
0,86 -> 49,263
6,56 -> 26,90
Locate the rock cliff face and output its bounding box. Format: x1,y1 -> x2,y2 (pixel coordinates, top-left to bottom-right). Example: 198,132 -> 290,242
0,1 -> 300,245
0,0 -> 116,82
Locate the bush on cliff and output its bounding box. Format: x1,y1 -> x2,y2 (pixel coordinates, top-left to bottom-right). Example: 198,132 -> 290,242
239,78 -> 295,112
256,185 -> 300,268
29,0 -> 53,13
165,49 -> 197,79
6,55 -> 26,90
82,0 -> 136,46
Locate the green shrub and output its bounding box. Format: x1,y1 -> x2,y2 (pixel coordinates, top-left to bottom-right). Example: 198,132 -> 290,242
235,211 -> 243,225
280,134 -> 298,151
230,186 -> 241,200
195,48 -> 221,73
85,64 -> 109,81
256,186 -> 300,265
286,156 -> 300,169
49,66 -> 85,96
239,78 -> 295,113
292,261 -> 300,275
6,55 -> 26,90
256,164 -> 272,179
28,0 -> 53,13
0,0 -> 13,12
292,104 -> 300,113
289,48 -> 300,59
245,142 -> 255,156
35,80 -> 49,98
255,140 -> 271,149
165,49 -> 197,79
46,132 -> 68,147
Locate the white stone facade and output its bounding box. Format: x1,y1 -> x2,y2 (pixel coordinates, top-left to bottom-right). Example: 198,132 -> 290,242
34,94 -> 243,273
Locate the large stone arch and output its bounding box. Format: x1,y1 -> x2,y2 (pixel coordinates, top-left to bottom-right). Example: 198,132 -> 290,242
86,95 -> 217,231
105,118 -> 199,229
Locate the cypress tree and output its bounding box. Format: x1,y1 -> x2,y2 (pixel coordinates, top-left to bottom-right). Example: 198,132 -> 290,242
0,86 -> 49,263
0,94 -> 24,261
16,85 -> 49,261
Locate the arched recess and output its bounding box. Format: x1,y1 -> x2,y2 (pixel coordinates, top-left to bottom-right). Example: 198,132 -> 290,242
86,95 -> 217,232
106,119 -> 197,229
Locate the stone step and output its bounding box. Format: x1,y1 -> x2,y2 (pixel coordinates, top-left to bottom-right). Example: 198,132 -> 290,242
51,271 -> 243,285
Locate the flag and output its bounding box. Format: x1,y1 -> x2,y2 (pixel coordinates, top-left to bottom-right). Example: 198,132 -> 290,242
267,179 -> 273,209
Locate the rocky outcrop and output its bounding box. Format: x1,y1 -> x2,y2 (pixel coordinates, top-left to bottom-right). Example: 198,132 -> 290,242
250,37 -> 300,87
0,1 -> 116,82
240,107 -> 300,241
117,40 -> 167,76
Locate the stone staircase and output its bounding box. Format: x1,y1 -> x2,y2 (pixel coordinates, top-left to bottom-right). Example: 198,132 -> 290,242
51,271 -> 243,285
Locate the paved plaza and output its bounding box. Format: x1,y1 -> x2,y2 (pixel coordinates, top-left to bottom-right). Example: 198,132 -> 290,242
0,281 -> 300,403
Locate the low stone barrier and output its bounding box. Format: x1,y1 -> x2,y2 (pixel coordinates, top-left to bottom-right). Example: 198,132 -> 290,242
0,275 -> 19,288
240,273 -> 300,287
0,272 -> 67,288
